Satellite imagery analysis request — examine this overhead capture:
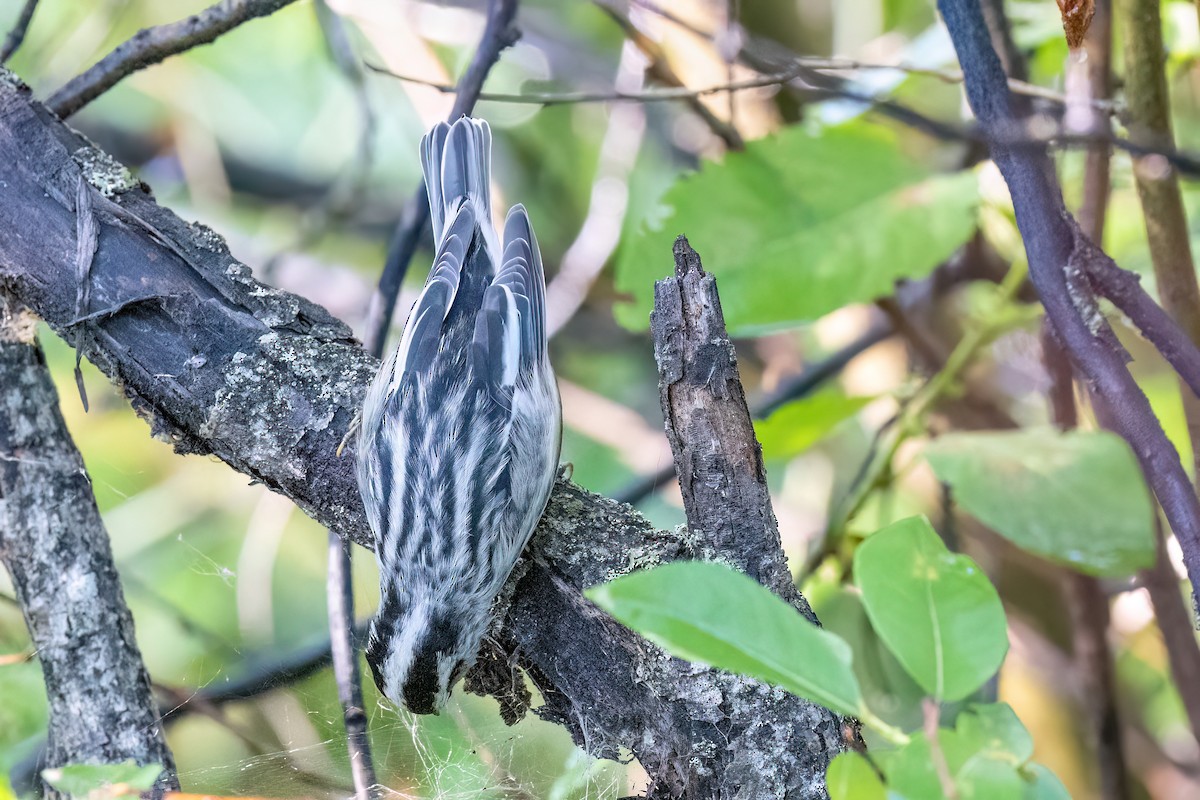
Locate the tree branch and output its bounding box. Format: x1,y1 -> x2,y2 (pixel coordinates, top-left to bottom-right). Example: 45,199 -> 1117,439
0,296 -> 178,799
0,0 -> 38,64
938,0 -> 1200,604
0,76 -> 845,798
46,0 -> 301,118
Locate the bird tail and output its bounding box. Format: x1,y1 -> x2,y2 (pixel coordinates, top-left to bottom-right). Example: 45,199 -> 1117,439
421,117 -> 494,246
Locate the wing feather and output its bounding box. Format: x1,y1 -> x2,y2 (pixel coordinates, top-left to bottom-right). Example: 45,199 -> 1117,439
470,204 -> 548,396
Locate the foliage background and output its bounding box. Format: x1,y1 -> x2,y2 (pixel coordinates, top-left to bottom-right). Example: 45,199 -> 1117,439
1,0 -> 1199,797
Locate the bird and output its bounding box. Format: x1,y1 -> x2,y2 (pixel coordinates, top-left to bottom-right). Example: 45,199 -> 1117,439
356,117 -> 562,715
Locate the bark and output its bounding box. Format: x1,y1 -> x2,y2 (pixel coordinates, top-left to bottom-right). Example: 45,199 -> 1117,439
0,297 -> 178,798
0,73 -> 845,798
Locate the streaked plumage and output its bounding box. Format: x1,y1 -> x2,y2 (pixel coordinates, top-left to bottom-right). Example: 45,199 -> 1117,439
356,117 -> 561,714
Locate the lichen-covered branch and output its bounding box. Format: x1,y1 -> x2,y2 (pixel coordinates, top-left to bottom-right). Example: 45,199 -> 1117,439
0,296 -> 178,798
46,0 -> 300,118
0,76 -> 844,798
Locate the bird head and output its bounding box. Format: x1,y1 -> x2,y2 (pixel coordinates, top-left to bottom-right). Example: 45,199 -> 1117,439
365,593 -> 477,714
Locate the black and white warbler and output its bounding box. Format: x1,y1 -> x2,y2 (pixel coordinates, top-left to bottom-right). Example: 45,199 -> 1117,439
356,117 -> 562,714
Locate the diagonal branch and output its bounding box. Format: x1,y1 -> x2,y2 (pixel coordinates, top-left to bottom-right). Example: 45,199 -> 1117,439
46,0 -> 301,118
0,75 -> 846,798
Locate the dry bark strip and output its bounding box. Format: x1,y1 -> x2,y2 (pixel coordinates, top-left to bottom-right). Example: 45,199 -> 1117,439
0,75 -> 847,797
0,297 -> 178,798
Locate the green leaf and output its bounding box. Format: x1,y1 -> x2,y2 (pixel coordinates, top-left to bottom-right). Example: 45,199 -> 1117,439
1022,764 -> 1072,799
615,121 -> 979,335
827,752 -> 887,800
756,391 -> 872,461
41,761 -> 162,797
586,561 -> 862,717
925,429 -> 1156,576
956,703 -> 1033,763
854,517 -> 1008,701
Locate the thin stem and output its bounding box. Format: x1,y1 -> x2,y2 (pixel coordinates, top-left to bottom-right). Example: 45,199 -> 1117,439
827,262 -> 1029,544
366,61 -> 1113,114
327,536 -> 376,799
0,0 -> 38,64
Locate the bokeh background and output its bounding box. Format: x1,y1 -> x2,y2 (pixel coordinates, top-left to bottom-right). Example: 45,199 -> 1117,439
2,0 -> 1200,797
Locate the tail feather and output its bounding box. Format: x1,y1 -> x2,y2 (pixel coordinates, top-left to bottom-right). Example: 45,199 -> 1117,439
421,117 -> 493,246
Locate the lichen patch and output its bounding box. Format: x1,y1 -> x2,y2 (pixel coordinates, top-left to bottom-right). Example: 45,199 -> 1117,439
72,146 -> 138,197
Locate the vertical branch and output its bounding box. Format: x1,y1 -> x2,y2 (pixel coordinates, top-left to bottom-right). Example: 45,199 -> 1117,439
0,297 -> 178,798
1047,331 -> 1132,800
1117,0 -> 1200,482
651,235 -> 815,616
326,536 -> 375,799
938,0 -> 1200,617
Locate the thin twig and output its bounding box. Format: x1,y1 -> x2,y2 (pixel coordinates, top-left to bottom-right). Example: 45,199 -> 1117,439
47,0 -> 300,117
366,60 -> 1114,114
597,3 -> 744,150
367,62 -> 1200,179
362,0 -> 520,357
1141,519 -> 1200,745
326,537 -> 376,799
0,0 -> 38,64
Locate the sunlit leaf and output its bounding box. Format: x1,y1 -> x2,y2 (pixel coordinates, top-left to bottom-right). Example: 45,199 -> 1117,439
587,561 -> 862,717
925,429 -> 1156,576
756,391 -> 872,461
854,517 -> 1007,701
615,121 -> 979,335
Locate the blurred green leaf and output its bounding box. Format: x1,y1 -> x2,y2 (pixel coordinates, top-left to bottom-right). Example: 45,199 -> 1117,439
615,121 -> 979,335
826,751 -> 887,800
1022,764 -> 1072,799
955,703 -> 1032,763
878,711 -> 1065,800
815,587 -> 927,731
42,761 -> 162,797
756,391 -> 872,461
854,517 -> 1007,701
924,429 -> 1156,576
587,561 -> 863,717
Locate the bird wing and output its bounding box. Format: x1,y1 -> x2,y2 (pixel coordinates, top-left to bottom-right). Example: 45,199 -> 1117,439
470,204 -> 548,401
